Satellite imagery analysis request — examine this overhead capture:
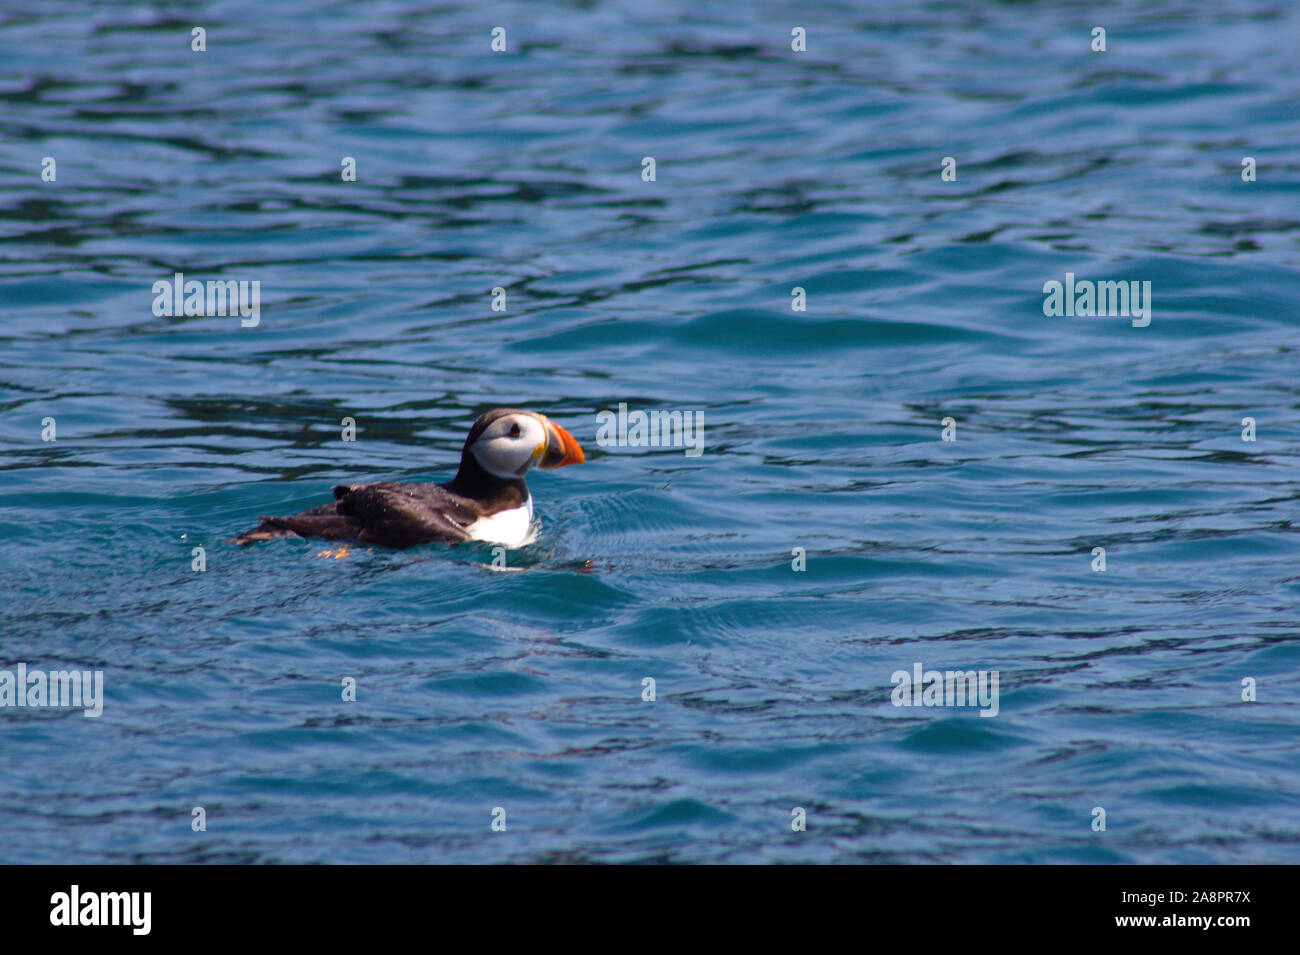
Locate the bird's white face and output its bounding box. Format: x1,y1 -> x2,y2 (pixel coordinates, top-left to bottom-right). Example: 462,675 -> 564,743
469,412 -> 552,479
467,410 -> 586,480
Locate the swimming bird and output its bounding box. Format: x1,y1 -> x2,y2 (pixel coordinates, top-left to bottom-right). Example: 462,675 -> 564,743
230,408 -> 585,549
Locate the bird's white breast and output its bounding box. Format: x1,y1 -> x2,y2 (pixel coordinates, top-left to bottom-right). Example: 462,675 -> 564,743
465,495 -> 535,547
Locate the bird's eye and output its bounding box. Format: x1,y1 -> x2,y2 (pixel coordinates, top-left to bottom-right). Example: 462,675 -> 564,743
508,422 -> 521,438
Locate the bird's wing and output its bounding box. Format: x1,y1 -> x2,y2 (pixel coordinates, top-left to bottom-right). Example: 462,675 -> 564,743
332,482 -> 476,548
228,501 -> 361,544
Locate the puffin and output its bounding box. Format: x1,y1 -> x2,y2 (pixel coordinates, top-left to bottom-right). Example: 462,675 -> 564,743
230,408 -> 585,549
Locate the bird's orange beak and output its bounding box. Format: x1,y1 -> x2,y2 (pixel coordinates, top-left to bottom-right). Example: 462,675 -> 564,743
540,418 -> 585,469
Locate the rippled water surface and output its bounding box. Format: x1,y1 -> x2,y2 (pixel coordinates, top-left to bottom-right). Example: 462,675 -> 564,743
2,0 -> 1299,863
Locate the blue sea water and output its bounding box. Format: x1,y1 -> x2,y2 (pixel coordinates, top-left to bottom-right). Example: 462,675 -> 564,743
1,0 -> 1298,864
